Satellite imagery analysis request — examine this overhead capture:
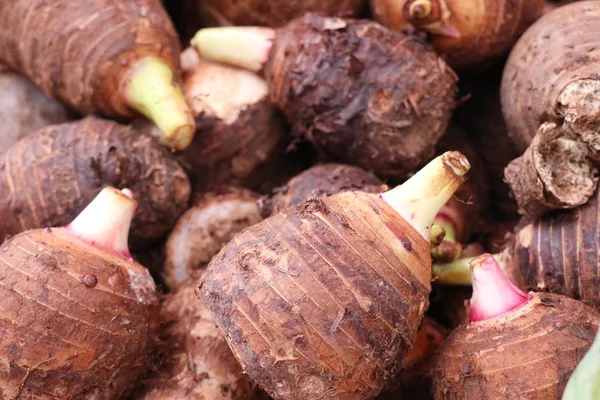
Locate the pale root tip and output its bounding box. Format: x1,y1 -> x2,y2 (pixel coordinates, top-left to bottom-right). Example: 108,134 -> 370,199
441,151 -> 471,177
469,253 -> 532,322
121,57 -> 196,151
190,27 -> 275,72
65,187 -> 138,259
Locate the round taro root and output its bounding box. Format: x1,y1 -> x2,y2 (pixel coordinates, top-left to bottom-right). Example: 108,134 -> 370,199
139,279 -> 258,400
0,187 -> 159,398
0,0 -> 195,149
164,186 -> 262,290
0,116 -> 191,246
198,152 -> 470,399
259,163 -> 384,218
433,254 -> 600,400
192,14 -> 458,180
196,0 -> 366,27
0,68 -> 70,152
370,0 -> 545,70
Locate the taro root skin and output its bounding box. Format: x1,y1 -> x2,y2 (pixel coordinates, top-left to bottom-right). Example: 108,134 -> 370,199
434,294 -> 600,399
0,0 -> 195,149
0,116 -> 191,246
501,1 -> 600,153
370,0 -> 545,70
265,14 -> 458,180
164,186 -> 262,290
139,279 -> 258,400
197,0 -> 366,27
0,189 -> 159,399
0,69 -> 70,152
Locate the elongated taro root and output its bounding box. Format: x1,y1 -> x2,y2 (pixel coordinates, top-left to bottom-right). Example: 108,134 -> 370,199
0,116 -> 191,246
0,0 -> 195,149
0,68 -> 70,152
199,151 -> 470,399
434,254 -> 600,399
0,187 -> 159,398
164,186 -> 262,290
191,14 -> 458,179
139,278 -> 258,400
502,1 -> 600,153
258,163 -> 385,218
370,0 -> 545,70
195,0 -> 366,27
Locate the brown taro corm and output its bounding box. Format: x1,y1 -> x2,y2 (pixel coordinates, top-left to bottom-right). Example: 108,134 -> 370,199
0,68 -> 70,152
163,186 -> 263,290
198,152 -> 470,399
258,163 -> 384,218
195,0 -> 366,27
138,279 -> 259,400
192,13 -> 458,180
0,0 -> 195,150
371,0 -> 545,70
501,1 -> 600,152
433,254 -> 600,400
0,187 -> 159,399
0,116 -> 191,248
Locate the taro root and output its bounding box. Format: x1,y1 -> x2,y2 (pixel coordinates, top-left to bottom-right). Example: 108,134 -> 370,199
163,186 -> 262,290
191,13 -> 458,180
0,68 -> 70,152
198,152 -> 471,399
433,254 -> 600,399
0,187 -> 159,398
138,278 -> 259,400
0,116 -> 191,246
0,0 -> 195,149
258,163 -> 384,218
370,0 -> 545,70
195,0 -> 366,27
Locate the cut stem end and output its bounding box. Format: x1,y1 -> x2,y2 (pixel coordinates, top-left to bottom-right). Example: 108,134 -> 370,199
121,57 -> 195,150
65,187 -> 137,259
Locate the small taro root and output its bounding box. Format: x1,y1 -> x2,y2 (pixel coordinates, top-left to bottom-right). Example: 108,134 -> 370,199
0,187 -> 159,398
258,163 -> 384,218
504,122 -> 598,218
502,1 -> 600,153
138,279 -> 258,400
199,151 -> 470,399
370,0 -> 545,70
164,186 -> 262,290
195,0 -> 366,27
0,68 -> 70,152
0,116 -> 191,246
433,254 -> 600,400
0,0 -> 195,149
191,14 -> 458,180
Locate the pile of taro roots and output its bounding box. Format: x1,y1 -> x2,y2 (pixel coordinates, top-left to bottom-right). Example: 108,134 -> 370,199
1,0 -> 600,399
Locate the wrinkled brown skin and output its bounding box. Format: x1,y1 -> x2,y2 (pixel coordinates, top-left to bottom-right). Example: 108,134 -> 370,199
377,317 -> 447,400
500,187 -> 600,310
199,191 -> 432,399
370,0 -> 544,70
195,0 -> 366,27
259,163 -> 384,218
138,279 -> 258,400
163,186 -> 263,290
0,0 -> 180,118
0,116 -> 191,247
177,54 -> 288,191
504,122 -> 598,218
0,69 -> 70,153
0,228 -> 159,399
433,294 -> 600,399
266,14 -> 458,180
455,68 -> 520,220
501,1 -> 600,153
